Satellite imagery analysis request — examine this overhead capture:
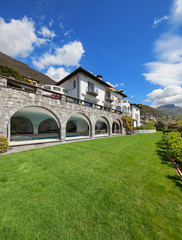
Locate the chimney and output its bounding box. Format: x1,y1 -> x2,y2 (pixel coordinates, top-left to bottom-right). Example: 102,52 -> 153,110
97,75 -> 102,80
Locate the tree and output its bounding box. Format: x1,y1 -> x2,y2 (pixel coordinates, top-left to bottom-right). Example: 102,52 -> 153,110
155,120 -> 166,131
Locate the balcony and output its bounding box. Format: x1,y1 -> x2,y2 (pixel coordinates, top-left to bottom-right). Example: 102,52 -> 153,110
86,86 -> 98,97
105,95 -> 114,102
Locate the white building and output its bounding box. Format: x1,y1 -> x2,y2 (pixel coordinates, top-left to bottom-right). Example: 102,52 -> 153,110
42,67 -> 141,126
131,104 -> 141,127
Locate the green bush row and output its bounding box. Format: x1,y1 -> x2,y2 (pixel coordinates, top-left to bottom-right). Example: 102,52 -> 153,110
162,132 -> 182,164
135,126 -> 156,130
0,135 -> 9,154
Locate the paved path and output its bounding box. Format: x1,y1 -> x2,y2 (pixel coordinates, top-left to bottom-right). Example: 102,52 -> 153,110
2,135 -> 121,155
2,138 -> 93,155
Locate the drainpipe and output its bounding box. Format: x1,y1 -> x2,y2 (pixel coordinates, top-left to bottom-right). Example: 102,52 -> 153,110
77,74 -> 80,99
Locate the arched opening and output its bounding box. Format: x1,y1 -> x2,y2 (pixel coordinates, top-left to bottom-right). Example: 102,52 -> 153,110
38,119 -> 58,133
123,106 -> 126,112
10,107 -> 60,141
116,106 -> 121,111
95,117 -> 109,136
112,119 -> 122,134
11,116 -> 33,135
66,113 -> 90,138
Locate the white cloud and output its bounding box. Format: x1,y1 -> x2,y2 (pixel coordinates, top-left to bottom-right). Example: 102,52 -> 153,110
143,61 -> 182,87
38,26 -> 56,38
131,95 -> 134,99
59,22 -> 64,29
146,86 -> 182,107
45,66 -> 70,81
152,16 -> 169,28
171,0 -> 182,24
154,33 -> 182,63
0,16 -> 45,57
49,19 -> 54,27
106,82 -> 124,88
143,0 -> 182,106
33,40 -> 85,69
64,29 -> 73,38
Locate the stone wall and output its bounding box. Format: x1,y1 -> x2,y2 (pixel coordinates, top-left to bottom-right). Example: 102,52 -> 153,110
133,129 -> 156,134
0,77 -> 126,142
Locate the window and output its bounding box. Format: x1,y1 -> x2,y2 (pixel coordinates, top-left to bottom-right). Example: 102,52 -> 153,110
44,86 -> 51,90
84,98 -> 96,104
88,82 -> 94,92
84,98 -> 96,106
63,89 -> 68,94
118,97 -> 121,103
116,106 -> 121,111
123,106 -> 126,112
106,91 -> 111,99
53,87 -> 60,91
73,80 -> 76,89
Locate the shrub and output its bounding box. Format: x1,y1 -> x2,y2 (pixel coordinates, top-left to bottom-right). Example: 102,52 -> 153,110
0,135 -> 9,154
135,126 -> 144,130
162,132 -> 182,164
145,125 -> 156,130
144,121 -> 155,130
122,115 -> 133,130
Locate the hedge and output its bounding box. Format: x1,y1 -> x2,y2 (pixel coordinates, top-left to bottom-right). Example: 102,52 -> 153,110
163,132 -> 182,164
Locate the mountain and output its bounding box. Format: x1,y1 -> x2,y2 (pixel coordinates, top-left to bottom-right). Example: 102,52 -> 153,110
139,104 -> 167,118
0,51 -> 55,85
156,104 -> 182,116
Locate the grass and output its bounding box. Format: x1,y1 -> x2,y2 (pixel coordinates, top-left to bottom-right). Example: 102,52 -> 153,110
0,132 -> 182,240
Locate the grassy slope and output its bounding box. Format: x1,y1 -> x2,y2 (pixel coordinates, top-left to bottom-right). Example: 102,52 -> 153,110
0,133 -> 182,240
0,51 -> 55,85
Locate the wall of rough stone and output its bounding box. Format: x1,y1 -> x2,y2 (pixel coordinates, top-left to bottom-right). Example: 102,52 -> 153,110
133,129 -> 156,134
0,77 -> 126,142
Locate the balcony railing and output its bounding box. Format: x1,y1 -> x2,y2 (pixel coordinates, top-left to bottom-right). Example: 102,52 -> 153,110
105,95 -> 114,102
86,86 -> 98,96
1,76 -> 124,115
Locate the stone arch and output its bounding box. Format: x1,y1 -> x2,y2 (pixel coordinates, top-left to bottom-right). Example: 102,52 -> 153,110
94,116 -> 110,136
9,105 -> 61,142
65,112 -> 92,139
112,119 -> 122,134
7,103 -> 61,129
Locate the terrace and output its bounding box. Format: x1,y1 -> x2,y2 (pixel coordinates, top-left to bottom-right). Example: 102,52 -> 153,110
0,76 -> 124,145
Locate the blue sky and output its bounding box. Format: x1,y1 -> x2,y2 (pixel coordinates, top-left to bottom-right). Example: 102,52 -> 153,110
1,0 -> 182,107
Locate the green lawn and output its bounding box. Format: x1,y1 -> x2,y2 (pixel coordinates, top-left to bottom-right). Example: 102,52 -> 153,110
0,132 -> 182,240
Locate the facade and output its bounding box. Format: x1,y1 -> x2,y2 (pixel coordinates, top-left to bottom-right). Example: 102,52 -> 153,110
131,104 -> 141,127
0,67 -> 140,146
56,67 -> 140,125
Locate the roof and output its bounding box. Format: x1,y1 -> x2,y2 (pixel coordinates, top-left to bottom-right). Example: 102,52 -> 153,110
131,103 -> 141,109
56,66 -> 127,98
